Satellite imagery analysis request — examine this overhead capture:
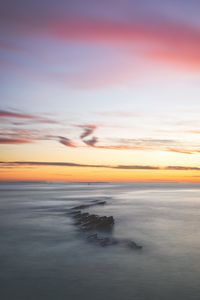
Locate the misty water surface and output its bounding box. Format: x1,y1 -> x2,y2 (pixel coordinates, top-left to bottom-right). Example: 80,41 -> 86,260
0,182 -> 200,300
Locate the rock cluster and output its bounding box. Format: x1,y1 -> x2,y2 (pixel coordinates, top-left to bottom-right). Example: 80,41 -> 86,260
72,211 -> 114,231
68,199 -> 142,250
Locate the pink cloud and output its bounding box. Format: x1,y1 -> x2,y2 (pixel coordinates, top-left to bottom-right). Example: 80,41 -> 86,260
0,138 -> 32,144
83,137 -> 98,147
0,110 -> 58,124
1,16 -> 199,90
78,124 -> 97,139
47,18 -> 200,70
59,136 -> 76,148
2,13 -> 200,71
0,110 -> 38,119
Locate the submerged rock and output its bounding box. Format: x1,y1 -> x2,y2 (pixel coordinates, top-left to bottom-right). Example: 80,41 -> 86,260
68,207 -> 115,231
73,200 -> 106,210
80,214 -> 114,231
98,237 -> 118,247
87,234 -> 118,247
67,199 -> 143,251
87,233 -> 98,241
67,210 -> 81,216
124,240 -> 143,250
86,234 -> 141,250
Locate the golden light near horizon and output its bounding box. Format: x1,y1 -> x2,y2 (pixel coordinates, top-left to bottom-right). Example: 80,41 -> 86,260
0,163 -> 199,183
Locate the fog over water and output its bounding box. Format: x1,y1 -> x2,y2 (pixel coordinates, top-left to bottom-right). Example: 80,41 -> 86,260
1,182 -> 200,300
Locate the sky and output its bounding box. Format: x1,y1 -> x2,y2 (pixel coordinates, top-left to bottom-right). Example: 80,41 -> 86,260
0,0 -> 200,182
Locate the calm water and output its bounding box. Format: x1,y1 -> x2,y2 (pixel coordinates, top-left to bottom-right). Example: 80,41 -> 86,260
1,182 -> 200,300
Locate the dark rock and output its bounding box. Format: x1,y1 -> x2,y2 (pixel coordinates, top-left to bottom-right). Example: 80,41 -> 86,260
79,212 -> 90,221
95,216 -> 114,230
73,212 -> 82,219
80,214 -> 114,231
81,212 -> 89,217
67,198 -> 143,251
73,212 -> 90,225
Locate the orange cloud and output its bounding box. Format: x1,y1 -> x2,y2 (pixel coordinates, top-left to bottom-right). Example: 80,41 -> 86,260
190,130 -> 200,134
167,148 -> 200,155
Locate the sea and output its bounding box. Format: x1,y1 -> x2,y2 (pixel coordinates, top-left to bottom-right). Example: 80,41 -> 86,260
0,182 -> 200,300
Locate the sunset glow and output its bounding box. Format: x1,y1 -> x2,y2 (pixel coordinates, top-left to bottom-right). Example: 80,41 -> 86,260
0,0 -> 199,182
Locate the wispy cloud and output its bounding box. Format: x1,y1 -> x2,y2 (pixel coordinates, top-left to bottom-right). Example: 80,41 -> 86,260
59,136 -> 77,148
0,109 -> 78,147
0,110 -> 58,124
112,165 -> 159,170
78,124 -> 97,139
1,1 -> 200,93
94,144 -> 146,151
166,166 -> 200,171
0,127 -> 76,148
1,5 -> 200,72
83,136 -> 98,147
0,161 -> 107,168
8,17 -> 200,70
98,111 -> 139,118
189,130 -> 200,134
0,138 -> 32,144
81,137 -> 200,154
1,161 -> 200,171
1,117 -> 199,155
0,110 -> 37,119
167,148 -> 200,155
51,18 -> 200,70
0,129 -> 39,144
